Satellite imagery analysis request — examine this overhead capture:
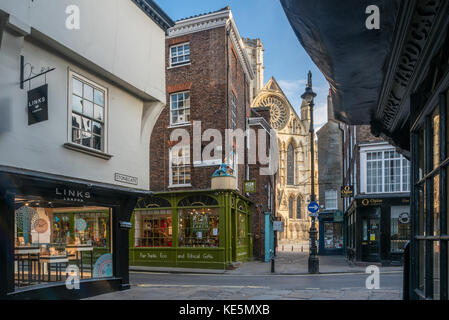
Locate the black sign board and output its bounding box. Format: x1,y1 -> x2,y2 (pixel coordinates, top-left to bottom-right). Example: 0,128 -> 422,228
27,84 -> 48,125
341,185 -> 354,198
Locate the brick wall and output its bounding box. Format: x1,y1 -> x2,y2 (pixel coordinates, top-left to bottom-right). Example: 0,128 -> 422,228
150,26 -> 251,192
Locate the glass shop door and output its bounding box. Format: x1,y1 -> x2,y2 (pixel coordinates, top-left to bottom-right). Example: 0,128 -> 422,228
362,218 -> 380,261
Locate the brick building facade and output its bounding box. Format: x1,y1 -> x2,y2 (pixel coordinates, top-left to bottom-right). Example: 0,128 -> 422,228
136,6 -> 276,267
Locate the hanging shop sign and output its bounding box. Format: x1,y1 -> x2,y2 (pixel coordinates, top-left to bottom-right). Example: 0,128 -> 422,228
340,185 -> 354,198
273,221 -> 284,232
244,180 -> 257,193
399,212 -> 410,224
27,84 -> 48,125
334,210 -> 344,222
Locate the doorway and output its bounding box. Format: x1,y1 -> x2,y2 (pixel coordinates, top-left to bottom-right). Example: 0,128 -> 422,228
362,217 -> 380,261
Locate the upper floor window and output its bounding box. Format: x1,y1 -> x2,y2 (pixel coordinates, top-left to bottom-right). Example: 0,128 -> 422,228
169,146 -> 191,186
231,93 -> 237,129
287,143 -> 295,185
366,149 -> 410,193
71,72 -> 106,152
170,43 -> 190,67
325,190 -> 338,209
170,91 -> 190,126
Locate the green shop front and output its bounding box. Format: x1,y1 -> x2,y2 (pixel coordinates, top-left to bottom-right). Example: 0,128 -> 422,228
129,190 -> 253,269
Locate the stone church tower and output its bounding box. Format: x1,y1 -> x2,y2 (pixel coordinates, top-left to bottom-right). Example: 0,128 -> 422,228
251,77 -> 317,245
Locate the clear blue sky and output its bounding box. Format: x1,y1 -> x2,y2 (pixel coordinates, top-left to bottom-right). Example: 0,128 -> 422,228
155,0 -> 329,129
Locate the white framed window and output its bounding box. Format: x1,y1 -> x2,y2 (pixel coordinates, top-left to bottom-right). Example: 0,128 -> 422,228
170,43 -> 190,67
170,91 -> 190,126
325,190 -> 338,210
364,148 -> 410,193
231,93 -> 237,130
69,71 -> 107,152
169,146 -> 191,187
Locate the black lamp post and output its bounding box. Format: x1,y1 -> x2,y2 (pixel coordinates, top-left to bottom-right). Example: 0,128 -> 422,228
301,71 -> 319,274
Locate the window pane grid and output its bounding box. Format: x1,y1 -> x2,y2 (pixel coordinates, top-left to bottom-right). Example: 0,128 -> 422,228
71,76 -> 105,151
170,91 -> 190,125
366,150 -> 410,193
170,43 -> 190,66
171,146 -> 191,186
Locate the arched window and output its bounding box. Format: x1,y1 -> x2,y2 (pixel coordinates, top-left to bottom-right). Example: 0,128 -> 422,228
296,196 -> 302,219
288,197 -> 293,219
287,143 -> 295,185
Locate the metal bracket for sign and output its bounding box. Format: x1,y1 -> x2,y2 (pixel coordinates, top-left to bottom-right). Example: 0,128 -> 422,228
20,55 -> 55,89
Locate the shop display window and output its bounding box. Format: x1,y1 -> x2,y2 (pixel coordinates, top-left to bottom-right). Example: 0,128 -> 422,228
14,195 -> 112,289
390,206 -> 411,253
237,211 -> 247,246
179,208 -> 219,247
324,223 -> 343,249
134,210 -> 173,247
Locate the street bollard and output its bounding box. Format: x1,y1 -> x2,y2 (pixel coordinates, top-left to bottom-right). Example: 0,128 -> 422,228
301,246 -> 303,252
291,245 -> 293,252
271,257 -> 275,273
282,245 -> 284,251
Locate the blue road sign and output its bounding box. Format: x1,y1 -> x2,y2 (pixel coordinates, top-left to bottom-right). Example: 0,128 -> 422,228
308,201 -> 319,213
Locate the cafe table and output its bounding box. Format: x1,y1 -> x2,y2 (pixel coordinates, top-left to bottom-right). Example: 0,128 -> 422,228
66,244 -> 94,279
14,246 -> 40,286
39,255 -> 69,282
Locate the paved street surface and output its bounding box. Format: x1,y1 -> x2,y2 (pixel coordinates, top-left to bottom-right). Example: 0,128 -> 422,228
87,252 -> 403,300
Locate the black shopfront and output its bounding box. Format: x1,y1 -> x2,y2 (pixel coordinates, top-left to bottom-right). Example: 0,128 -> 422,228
318,210 -> 343,255
345,195 -> 410,265
0,166 -> 145,299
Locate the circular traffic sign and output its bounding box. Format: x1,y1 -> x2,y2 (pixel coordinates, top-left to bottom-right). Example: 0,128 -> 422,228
308,201 -> 319,213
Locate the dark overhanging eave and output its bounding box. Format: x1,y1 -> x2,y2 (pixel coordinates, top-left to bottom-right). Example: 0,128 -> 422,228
280,0 -> 402,126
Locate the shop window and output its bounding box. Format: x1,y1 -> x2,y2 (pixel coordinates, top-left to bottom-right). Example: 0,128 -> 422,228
170,42 -> 190,67
325,190 -> 337,209
14,196 -> 112,290
324,223 -> 343,249
170,145 -> 191,186
237,211 -> 247,246
287,144 -> 294,185
178,208 -> 219,247
134,210 -> 172,247
70,72 -> 106,151
390,206 -> 411,253
170,91 -> 190,126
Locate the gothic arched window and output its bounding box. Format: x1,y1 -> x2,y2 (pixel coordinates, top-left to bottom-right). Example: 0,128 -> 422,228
296,196 -> 302,219
288,197 -> 293,219
287,143 -> 295,185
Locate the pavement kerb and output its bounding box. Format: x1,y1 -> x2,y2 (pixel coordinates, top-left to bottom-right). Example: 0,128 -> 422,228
129,266 -> 403,276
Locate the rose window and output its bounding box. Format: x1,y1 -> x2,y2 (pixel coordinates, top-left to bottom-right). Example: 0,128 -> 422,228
259,96 -> 289,130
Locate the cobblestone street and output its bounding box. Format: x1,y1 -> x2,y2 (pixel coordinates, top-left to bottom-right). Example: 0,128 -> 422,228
88,252 -> 403,300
